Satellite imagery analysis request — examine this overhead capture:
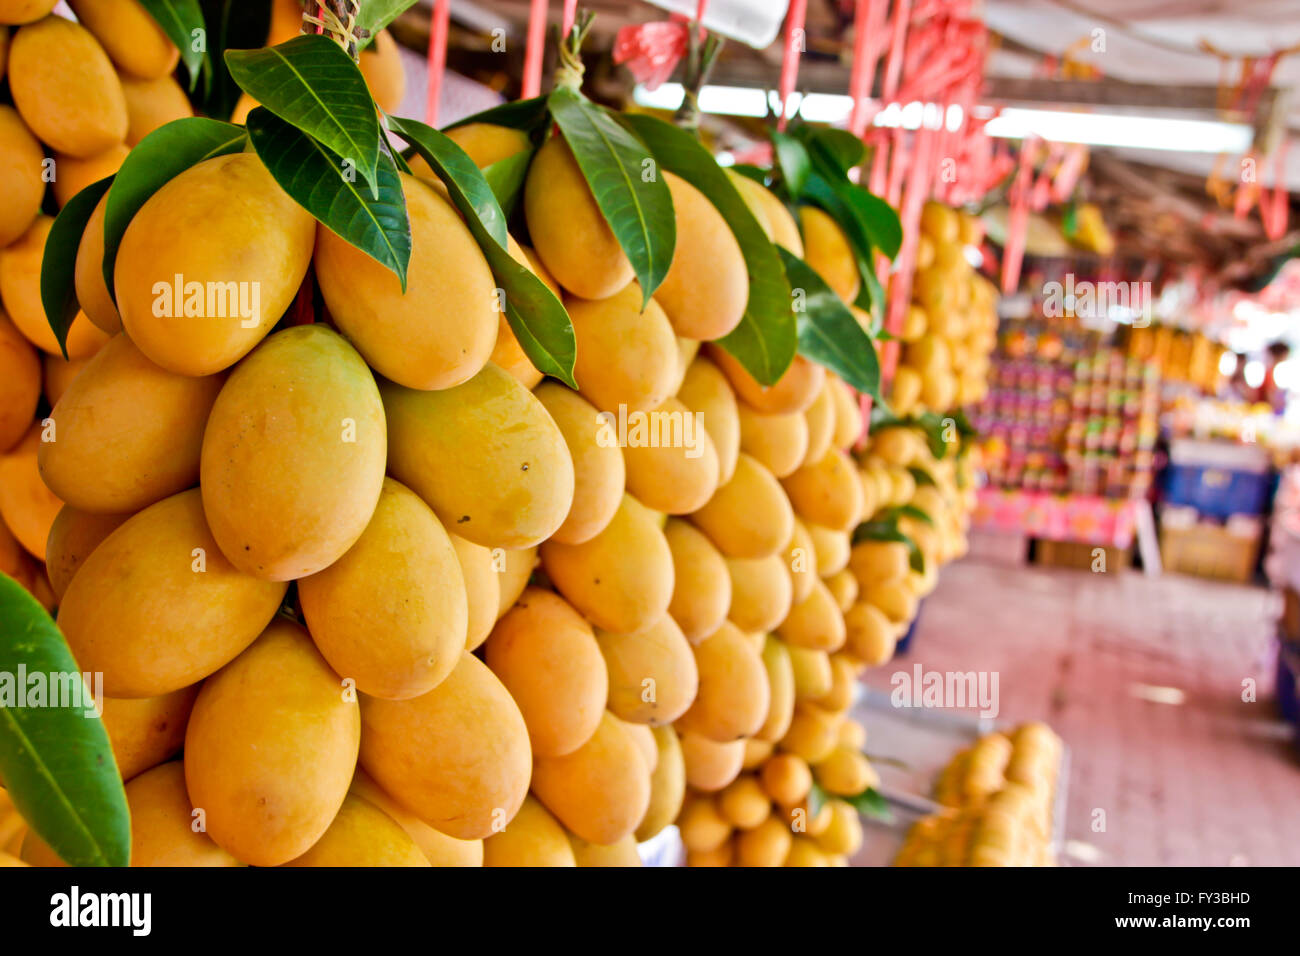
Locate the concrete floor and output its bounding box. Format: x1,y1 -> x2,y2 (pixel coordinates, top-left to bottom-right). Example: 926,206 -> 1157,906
860,557 -> 1300,866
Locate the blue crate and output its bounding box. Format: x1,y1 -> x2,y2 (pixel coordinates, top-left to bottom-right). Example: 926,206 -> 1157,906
1162,463 -> 1272,520
895,599 -> 923,656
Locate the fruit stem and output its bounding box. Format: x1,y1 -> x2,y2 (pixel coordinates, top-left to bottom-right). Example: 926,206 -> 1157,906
674,30 -> 724,134
301,0 -> 370,61
553,9 -> 595,94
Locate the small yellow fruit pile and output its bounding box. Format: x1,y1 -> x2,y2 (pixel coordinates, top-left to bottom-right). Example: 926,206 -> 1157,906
891,200 -> 998,416
894,722 -> 1062,867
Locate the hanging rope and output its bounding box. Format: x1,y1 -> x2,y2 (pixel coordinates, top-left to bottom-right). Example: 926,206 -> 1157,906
776,0 -> 808,131
302,0 -> 365,56
521,0 -> 549,99
848,0 -> 887,138
425,0 -> 452,125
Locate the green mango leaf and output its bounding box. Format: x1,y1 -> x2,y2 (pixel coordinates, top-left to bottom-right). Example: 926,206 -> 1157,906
549,88 -> 675,306
840,184 -> 903,261
197,0 -> 274,120
246,107 -> 410,288
138,0 -> 207,91
771,129 -> 811,200
907,465 -> 937,487
352,0 -> 420,51
808,128 -> 867,176
846,787 -> 893,823
389,115 -> 575,387
481,148 -> 534,221
41,177 -> 113,360
445,95 -> 551,135
807,780 -> 828,817
225,34 -> 382,198
852,519 -> 925,574
853,249 -> 887,325
621,113 -> 796,387
728,163 -> 769,184
0,573 -> 129,866
779,247 -> 879,398
885,503 -> 935,527
101,117 -> 247,295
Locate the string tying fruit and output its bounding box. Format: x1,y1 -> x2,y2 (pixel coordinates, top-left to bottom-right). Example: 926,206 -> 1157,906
301,0 -> 368,59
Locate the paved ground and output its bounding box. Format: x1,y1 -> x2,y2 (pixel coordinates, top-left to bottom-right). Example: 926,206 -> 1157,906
861,553 -> 1300,866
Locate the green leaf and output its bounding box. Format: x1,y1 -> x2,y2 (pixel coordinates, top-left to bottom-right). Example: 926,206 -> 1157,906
728,163 -> 769,184
840,184 -> 903,261
352,0 -> 420,51
225,34 -> 382,198
0,574 -> 129,866
41,177 -> 113,360
907,465 -> 937,487
481,149 -> 534,221
446,96 -> 551,135
779,247 -> 879,398
621,113 -> 796,387
852,519 -> 925,574
102,117 -> 247,295
198,0 -> 275,120
771,129 -> 811,200
886,503 -> 935,527
846,787 -> 893,823
853,247 -> 887,323
807,780 -> 828,817
246,107 -> 410,288
549,88 -> 675,306
138,0 -> 207,90
808,128 -> 867,176
389,116 -> 576,387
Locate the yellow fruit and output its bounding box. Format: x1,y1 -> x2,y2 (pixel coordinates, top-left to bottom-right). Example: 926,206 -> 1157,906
676,621 -> 769,742
743,736 -> 774,768
120,73 -> 192,146
68,0 -> 178,79
824,569 -> 859,613
485,587 -> 607,757
776,578 -> 846,653
382,362 -> 574,549
1,216 -> 111,357
781,450 -> 863,532
717,775 -> 769,830
678,733 -> 742,794
920,367 -> 957,411
785,518 -> 818,603
596,613 -> 697,726
448,533 -> 499,651
622,396 -> 720,514
533,711 -> 650,844
738,404 -> 808,479
838,718 -> 868,751
482,795 -> 576,867
814,746 -> 879,796
889,365 -> 923,416
799,205 -> 860,303
100,685 -> 198,782
488,245 -> 552,389
125,762 -> 241,867
755,635 -> 796,743
0,424 -> 62,560
349,769 -> 483,866
316,175 -> 497,390
184,619 -> 360,866
760,752 -> 812,806
921,200 -> 960,244
281,794 -> 427,868
687,842 -> 733,866
568,281 -> 678,413
664,517 -> 731,642
653,171 -> 747,340
568,832 -> 642,867
540,493 -> 673,634
729,170 -> 772,238
904,334 -> 951,377
710,347 -> 825,416
74,194 -> 121,334
43,505 -> 128,600
786,644 -> 833,700
357,29 -> 405,112
0,312 -> 40,452
525,136 -> 633,299
42,353 -> 91,406
359,651 -> 531,840
620,718 -> 658,772
677,794 -> 731,852
725,552 -> 793,634
677,356 -> 741,483
827,376 -> 863,450
671,336 -> 700,394
495,546 -> 537,618
0,105 -> 43,248
0,0 -> 55,24
806,521 -> 851,577
901,303 -> 928,342
816,799 -> 864,856
53,142 -> 128,207
780,703 -> 842,764
444,122 -> 532,169
849,539 -> 910,587
9,16 -> 126,156
534,382 -> 625,545
865,577 -> 917,624
749,182 -> 804,256
115,153 -> 315,375
802,382 -> 836,466
691,453 -> 793,560
636,724 -> 686,841
872,427 -> 915,467
736,814 -> 793,866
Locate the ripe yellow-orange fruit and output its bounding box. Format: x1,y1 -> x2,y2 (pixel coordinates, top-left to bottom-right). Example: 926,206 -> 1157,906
0,312 -> 39,453
58,489 -> 287,697
43,505 -> 129,600
495,546 -> 537,618
449,533 -> 499,650
74,194 -> 121,334
780,702 -> 842,764
540,494 -> 673,635
349,769 -> 483,866
816,798 -> 864,856
120,73 -> 192,146
806,521 -> 851,577
677,622 -> 769,742
844,600 -> 898,665
184,619 -> 360,867
717,775 -> 770,830
787,643 -> 833,700
126,762 -> 242,867
787,836 -> 831,866
358,29 -> 405,112
747,180 -> 804,256
776,578 -> 847,653
282,794 -> 428,868
691,453 -> 793,560
0,1 -> 56,24
569,832 -> 642,867
653,171 -> 747,340
596,613 -> 698,726
827,376 -> 863,450
781,450 -> 864,532
890,365 -> 923,416
484,587 -> 607,757
68,0 -> 179,79
785,518 -> 818,603
815,745 -> 878,797
755,635 -> 796,743
533,711 -> 651,845
360,651 -> 531,840
100,685 -> 198,782
487,242 -> 550,389
738,403 -> 809,479
482,795 -> 576,867
53,141 -> 128,207
921,200 -> 960,244
677,355 -> 741,483
619,718 -> 658,772
201,326 -> 386,580
725,552 -> 793,634
0,424 -> 62,560
730,169 -> 772,237
677,793 -> 731,852
761,752 -> 813,809
679,731 -> 745,792
865,577 -> 917,624
9,16 -> 127,157
445,122 -> 532,169
664,518 -> 731,642
40,335 -> 224,514
635,724 -> 686,841
800,205 -> 860,303
813,652 -> 858,711
849,539 -> 910,586
567,282 -> 678,413
803,382 -> 836,466
316,175 -> 497,390
709,347 -> 826,416
534,381 -> 624,546
736,814 -> 793,866
824,568 -> 859,613
1,216 -> 111,357
115,153 -> 315,375
525,135 -> 633,299
299,478 -> 467,700
383,363 -> 573,549
622,396 -> 720,514
0,106 -> 44,248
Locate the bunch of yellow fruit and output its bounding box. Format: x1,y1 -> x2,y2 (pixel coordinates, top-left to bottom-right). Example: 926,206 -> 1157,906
894,722 -> 1062,867
891,201 -> 998,415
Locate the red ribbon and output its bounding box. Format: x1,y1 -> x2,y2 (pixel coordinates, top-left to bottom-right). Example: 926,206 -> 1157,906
521,0 -> 548,100
425,0 -> 451,126
777,0 -> 809,131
